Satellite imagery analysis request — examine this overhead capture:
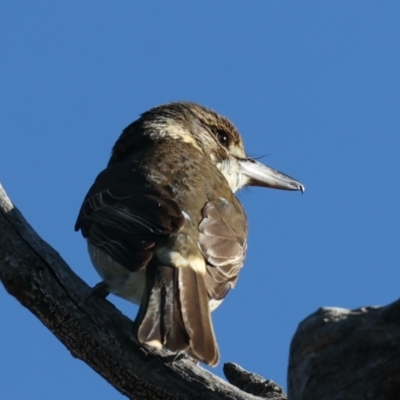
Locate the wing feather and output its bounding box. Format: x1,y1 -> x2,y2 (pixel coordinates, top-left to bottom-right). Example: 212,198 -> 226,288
75,161 -> 185,272
198,197 -> 247,301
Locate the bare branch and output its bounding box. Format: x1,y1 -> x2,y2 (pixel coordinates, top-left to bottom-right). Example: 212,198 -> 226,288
224,363 -> 286,399
0,182 -> 281,400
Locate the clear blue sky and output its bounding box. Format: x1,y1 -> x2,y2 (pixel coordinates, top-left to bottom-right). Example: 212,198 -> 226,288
1,2 -> 399,399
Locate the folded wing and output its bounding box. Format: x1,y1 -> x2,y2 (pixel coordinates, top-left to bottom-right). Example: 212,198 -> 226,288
198,197 -> 248,302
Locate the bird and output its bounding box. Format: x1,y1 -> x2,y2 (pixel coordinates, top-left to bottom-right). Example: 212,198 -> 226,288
75,101 -> 304,366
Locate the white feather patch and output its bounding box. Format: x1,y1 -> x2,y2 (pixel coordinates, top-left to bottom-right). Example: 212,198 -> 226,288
156,247 -> 206,274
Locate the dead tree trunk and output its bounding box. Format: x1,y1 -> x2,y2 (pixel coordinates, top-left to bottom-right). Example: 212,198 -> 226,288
288,301 -> 400,400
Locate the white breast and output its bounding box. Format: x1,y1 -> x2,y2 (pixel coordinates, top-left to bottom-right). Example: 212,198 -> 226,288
88,242 -> 145,305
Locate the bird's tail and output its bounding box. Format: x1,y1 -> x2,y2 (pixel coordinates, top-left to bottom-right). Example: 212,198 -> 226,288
135,264 -> 219,366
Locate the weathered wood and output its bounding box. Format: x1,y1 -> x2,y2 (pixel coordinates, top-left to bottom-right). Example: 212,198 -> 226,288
224,363 -> 287,399
0,182 -> 278,400
288,301 -> 400,400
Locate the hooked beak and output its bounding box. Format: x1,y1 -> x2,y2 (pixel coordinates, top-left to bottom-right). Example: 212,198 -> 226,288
239,158 -> 305,193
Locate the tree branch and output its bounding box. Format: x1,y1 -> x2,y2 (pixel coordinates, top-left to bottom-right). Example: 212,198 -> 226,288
0,182 -> 285,400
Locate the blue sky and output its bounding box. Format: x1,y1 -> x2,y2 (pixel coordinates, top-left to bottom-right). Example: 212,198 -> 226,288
1,2 -> 400,398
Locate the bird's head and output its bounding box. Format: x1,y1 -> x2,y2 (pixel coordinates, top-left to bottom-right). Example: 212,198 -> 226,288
111,101 -> 305,194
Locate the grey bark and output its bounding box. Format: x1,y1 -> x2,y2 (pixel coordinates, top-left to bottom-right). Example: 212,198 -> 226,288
0,182 -> 285,400
288,302 -> 400,400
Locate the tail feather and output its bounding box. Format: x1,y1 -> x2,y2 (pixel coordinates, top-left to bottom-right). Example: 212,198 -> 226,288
135,267 -> 162,347
135,265 -> 190,352
179,267 -> 219,366
158,266 -> 189,351
134,264 -> 219,366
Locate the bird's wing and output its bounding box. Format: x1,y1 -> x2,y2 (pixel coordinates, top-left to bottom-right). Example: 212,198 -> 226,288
75,162 -> 185,272
198,197 -> 248,301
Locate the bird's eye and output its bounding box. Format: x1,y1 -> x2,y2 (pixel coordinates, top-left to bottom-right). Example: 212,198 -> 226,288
216,130 -> 229,147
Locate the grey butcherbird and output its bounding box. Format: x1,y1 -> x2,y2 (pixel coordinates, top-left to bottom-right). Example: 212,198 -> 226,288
75,102 -> 304,366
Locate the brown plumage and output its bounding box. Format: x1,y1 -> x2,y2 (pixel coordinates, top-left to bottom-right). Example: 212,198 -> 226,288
75,102 -> 304,365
